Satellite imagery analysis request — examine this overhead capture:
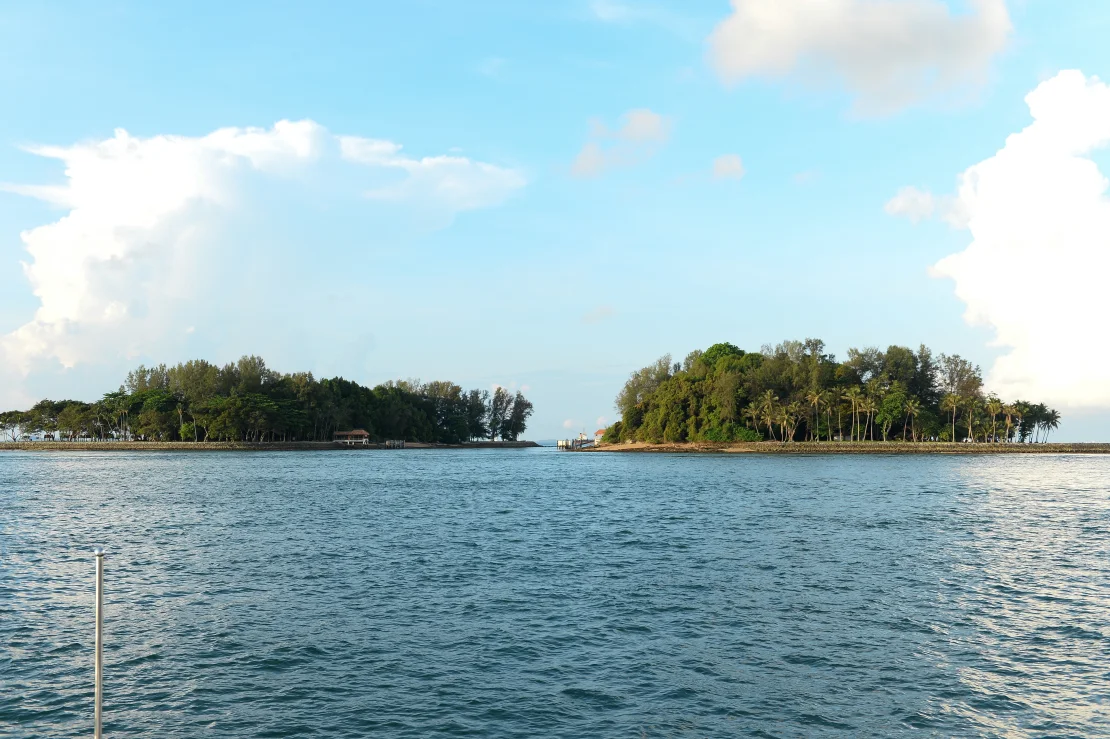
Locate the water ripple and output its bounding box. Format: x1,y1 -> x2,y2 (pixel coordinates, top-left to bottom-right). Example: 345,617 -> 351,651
3,450 -> 1110,736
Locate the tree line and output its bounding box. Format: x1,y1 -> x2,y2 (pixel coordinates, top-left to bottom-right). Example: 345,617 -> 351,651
0,356 -> 534,443
605,340 -> 1061,444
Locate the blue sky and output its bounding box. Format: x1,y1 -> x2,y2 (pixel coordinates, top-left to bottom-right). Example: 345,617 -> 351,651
2,0 -> 1109,439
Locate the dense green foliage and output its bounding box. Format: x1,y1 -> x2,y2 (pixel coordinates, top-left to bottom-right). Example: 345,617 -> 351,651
612,339 -> 1061,444
0,356 -> 534,443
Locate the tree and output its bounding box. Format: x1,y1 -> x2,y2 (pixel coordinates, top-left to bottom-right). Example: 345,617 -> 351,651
465,389 -> 490,441
616,355 -> 672,420
940,394 -> 960,442
487,387 -> 514,441
759,390 -> 779,442
805,390 -> 823,441
1042,408 -> 1060,441
860,397 -> 878,441
744,403 -> 761,437
500,392 -> 534,441
876,384 -> 907,442
985,398 -> 1002,443
2,356 -> 535,446
843,387 -> 863,441
904,398 -> 921,442
715,372 -> 742,424
701,342 -> 744,368
0,411 -> 26,441
938,354 -> 983,399
965,397 -> 981,443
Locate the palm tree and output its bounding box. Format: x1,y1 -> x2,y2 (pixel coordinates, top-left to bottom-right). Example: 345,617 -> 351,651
965,397 -> 980,443
940,394 -> 960,442
844,387 -> 863,442
787,401 -> 803,442
805,390 -> 822,442
985,398 -> 1002,443
1031,402 -> 1049,442
776,406 -> 791,443
1001,404 -> 1016,443
744,403 -> 762,437
860,397 -> 877,441
1042,408 -> 1061,441
1011,405 -> 1025,443
903,398 -> 921,442
835,390 -> 844,440
825,391 -> 835,442
760,390 -> 779,442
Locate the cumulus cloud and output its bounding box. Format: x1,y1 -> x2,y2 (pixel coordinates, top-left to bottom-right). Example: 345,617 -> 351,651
884,186 -> 968,226
707,0 -> 1011,114
712,154 -> 745,180
571,108 -> 670,177
899,71 -> 1110,408
0,121 -> 524,397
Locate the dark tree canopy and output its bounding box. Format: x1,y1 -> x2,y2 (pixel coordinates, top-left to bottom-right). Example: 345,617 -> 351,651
0,356 -> 535,444
609,339 -> 1059,444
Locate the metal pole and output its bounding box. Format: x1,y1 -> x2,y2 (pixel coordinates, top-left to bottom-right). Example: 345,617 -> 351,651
94,549 -> 104,739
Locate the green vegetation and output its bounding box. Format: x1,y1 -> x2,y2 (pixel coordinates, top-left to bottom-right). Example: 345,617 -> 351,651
607,340 -> 1061,444
0,356 -> 534,443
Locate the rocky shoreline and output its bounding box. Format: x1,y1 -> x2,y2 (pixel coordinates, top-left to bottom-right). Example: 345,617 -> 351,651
0,440 -> 541,452
582,441 -> 1110,455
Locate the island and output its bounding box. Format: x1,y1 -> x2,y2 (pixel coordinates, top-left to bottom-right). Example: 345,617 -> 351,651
591,339 -> 1081,451
0,355 -> 536,449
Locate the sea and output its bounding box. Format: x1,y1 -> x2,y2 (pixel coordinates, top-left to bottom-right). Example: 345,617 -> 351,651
2,449 -> 1109,737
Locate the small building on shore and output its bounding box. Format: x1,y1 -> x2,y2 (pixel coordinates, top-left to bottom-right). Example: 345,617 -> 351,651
595,429 -> 606,444
334,429 -> 371,445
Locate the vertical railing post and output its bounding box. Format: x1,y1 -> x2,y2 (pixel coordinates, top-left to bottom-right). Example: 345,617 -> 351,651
94,549 -> 104,739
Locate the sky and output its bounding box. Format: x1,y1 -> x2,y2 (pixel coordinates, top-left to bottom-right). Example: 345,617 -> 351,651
1,0 -> 1110,440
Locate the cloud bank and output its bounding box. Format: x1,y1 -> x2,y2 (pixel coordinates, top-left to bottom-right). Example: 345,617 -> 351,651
572,108 -> 670,177
892,71 -> 1110,408
0,121 -> 524,403
707,0 -> 1011,114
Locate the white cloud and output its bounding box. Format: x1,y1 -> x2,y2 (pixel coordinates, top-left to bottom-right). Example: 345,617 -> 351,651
0,121 -> 524,400
596,416 -> 608,428
338,136 -> 525,212
617,109 -> 669,143
707,0 -> 1011,114
588,0 -> 696,37
562,419 -> 577,429
908,71 -> 1110,408
571,108 -> 671,178
885,186 -> 935,222
571,143 -> 608,178
712,154 -> 745,180
885,186 -> 969,227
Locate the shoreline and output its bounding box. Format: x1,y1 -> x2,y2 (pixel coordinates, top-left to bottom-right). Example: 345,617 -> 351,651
0,440 -> 541,452
581,441 -> 1110,455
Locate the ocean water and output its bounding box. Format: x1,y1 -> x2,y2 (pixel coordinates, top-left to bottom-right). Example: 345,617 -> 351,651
2,449 -> 1109,737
